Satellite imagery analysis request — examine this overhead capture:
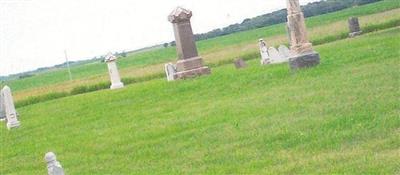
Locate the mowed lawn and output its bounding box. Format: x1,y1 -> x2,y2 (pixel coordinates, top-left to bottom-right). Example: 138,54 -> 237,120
1,27 -> 399,174
5,0 -> 400,95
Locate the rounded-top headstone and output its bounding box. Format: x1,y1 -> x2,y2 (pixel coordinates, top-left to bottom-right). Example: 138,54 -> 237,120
2,85 -> 11,93
168,7 -> 192,23
45,152 -> 57,163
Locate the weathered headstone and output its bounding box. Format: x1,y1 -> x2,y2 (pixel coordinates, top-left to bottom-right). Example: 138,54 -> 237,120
348,17 -> 362,38
234,58 -> 247,69
1,86 -> 20,129
259,39 -> 270,65
0,92 -> 6,121
278,45 -> 291,58
268,47 -> 285,64
164,63 -> 177,81
45,152 -> 65,175
105,53 -> 124,90
286,0 -> 320,70
168,7 -> 211,79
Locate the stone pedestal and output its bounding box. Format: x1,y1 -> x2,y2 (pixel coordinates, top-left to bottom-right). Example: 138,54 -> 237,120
1,86 -> 20,129
168,7 -> 210,79
286,0 -> 320,70
105,54 -> 124,90
348,17 -> 362,38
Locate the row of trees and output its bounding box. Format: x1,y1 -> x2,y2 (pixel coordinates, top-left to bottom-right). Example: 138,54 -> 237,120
172,0 -> 380,44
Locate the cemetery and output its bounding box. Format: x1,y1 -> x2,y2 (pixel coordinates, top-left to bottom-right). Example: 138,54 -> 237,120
1,0 -> 399,174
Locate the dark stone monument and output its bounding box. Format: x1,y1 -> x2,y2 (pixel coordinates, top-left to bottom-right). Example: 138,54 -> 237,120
348,17 -> 362,38
168,7 -> 211,79
234,58 -> 247,69
286,0 -> 320,70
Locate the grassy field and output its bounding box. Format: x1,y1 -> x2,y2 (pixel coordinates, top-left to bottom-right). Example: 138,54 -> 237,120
1,26 -> 399,174
4,0 -> 400,97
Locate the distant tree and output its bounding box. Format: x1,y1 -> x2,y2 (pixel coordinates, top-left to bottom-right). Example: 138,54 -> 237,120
163,43 -> 169,48
170,41 -> 176,46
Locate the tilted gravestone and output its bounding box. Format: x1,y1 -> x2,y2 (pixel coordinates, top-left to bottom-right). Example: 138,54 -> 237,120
259,39 -> 270,65
234,58 -> 247,69
278,45 -> 291,59
0,91 -> 6,121
1,86 -> 20,129
165,63 -> 177,81
45,152 -> 65,175
105,53 -> 124,90
268,47 -> 284,64
168,7 -> 211,79
286,0 -> 320,70
348,17 -> 362,38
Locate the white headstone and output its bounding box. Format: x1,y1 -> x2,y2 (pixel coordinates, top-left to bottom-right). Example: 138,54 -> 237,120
259,39 -> 270,65
1,86 -> 20,129
278,45 -> 291,58
45,152 -> 65,175
164,63 -> 177,82
268,47 -> 285,64
0,92 -> 6,121
105,53 -> 124,90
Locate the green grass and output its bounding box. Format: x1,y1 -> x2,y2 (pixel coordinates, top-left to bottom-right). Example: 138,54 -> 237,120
4,0 -> 400,92
1,27 -> 399,174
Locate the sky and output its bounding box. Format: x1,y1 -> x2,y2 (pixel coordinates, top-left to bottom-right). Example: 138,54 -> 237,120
0,0 -> 318,76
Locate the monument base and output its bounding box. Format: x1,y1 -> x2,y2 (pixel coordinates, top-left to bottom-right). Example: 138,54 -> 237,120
174,56 -> 211,79
7,121 -> 20,130
349,31 -> 362,38
289,51 -> 320,70
174,66 -> 211,79
110,82 -> 124,90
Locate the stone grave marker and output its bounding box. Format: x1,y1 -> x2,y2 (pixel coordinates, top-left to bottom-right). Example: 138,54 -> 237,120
165,63 -> 177,81
286,0 -> 320,70
45,152 -> 65,175
278,45 -> 291,58
348,17 -> 362,38
105,53 -> 124,90
0,91 -> 6,121
168,7 -> 211,79
259,39 -> 270,65
1,86 -> 20,129
268,47 -> 283,64
234,58 -> 247,69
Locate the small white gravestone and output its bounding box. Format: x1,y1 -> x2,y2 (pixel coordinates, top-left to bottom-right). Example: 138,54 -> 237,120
268,47 -> 284,64
259,39 -> 270,65
164,63 -> 177,82
45,152 -> 65,175
278,45 -> 291,59
0,91 -> 6,121
1,86 -> 20,129
105,53 -> 124,90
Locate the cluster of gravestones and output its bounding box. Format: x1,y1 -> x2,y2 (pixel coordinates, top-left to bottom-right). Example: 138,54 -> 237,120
1,1 -> 364,174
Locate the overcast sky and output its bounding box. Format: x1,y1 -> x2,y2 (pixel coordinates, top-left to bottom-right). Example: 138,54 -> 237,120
0,0 -> 318,76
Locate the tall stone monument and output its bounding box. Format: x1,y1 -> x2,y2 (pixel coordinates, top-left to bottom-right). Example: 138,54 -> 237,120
286,0 -> 320,70
348,17 -> 362,38
1,86 -> 20,129
45,152 -> 65,175
168,7 -> 210,79
259,39 -> 270,65
105,53 -> 124,90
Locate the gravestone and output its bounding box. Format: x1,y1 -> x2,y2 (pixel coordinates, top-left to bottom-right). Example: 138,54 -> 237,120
286,0 -> 320,70
259,39 -> 270,65
268,47 -> 285,64
45,152 -> 65,175
105,53 -> 124,90
168,7 -> 211,79
0,92 -> 6,121
165,63 -> 177,81
348,17 -> 362,38
234,58 -> 247,69
1,86 -> 20,129
278,45 -> 291,58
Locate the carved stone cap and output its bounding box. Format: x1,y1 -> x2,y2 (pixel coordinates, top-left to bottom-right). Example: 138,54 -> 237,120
104,53 -> 117,62
45,152 -> 57,163
168,7 -> 192,23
